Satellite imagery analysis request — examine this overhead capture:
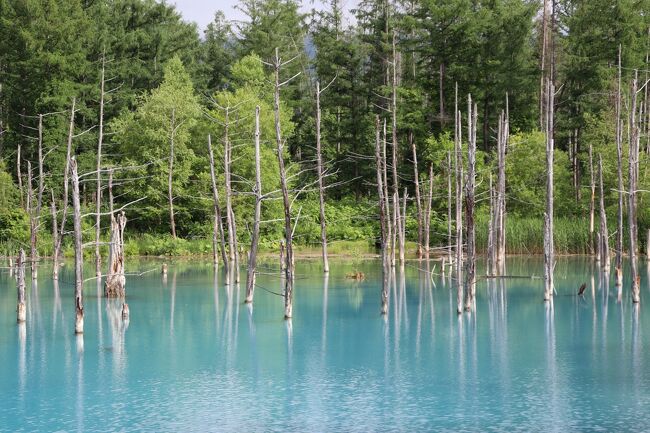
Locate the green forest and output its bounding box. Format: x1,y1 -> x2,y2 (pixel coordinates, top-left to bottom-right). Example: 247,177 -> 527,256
0,0 -> 649,258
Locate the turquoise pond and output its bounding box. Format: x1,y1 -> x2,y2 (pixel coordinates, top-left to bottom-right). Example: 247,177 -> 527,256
1,256 -> 650,432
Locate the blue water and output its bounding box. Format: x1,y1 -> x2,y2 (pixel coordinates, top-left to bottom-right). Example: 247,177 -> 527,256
1,257 -> 649,432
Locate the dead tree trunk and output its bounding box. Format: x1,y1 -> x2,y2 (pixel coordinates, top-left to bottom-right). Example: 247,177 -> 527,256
207,135 -> 229,277
615,45 -> 624,288
168,108 -> 177,239
95,54 -> 106,277
316,82 -> 330,273
245,106 -> 262,304
273,47 -> 296,319
447,151 -> 453,264
27,162 -> 37,280
223,108 -> 239,282
411,131 -> 423,259
17,143 -> 22,209
50,192 -> 59,279
53,98 -> 75,280
105,211 -> 127,298
425,163 -> 434,261
488,173 -> 495,273
392,32 -> 404,264
629,72 -> 641,303
495,105 -> 508,274
454,84 -> 464,313
375,116 -> 389,314
543,78 -> 555,302
464,96 -> 477,311
598,155 -> 610,272
16,249 -> 26,323
382,120 -> 394,267
588,143 -> 596,257
70,158 -> 84,334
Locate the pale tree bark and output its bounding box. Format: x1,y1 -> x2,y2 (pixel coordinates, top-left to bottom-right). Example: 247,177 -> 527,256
464,96 -> 477,312
495,105 -> 508,274
245,106 -> 262,304
615,45 -> 624,288
588,143 -> 596,258
425,163 -> 434,261
27,162 -> 37,280
488,173 -> 495,273
207,135 -> 229,277
382,120 -> 394,267
454,84 -> 464,314
411,131 -> 423,259
375,116 -> 389,315
629,72 -> 641,303
539,0 -> 549,130
598,155 -> 610,272
447,151 -> 452,264
53,98 -> 75,280
273,47 -> 296,319
70,158 -> 84,334
104,211 -> 127,298
16,249 -> 26,323
223,107 -> 239,283
50,191 -> 58,277
168,108 -> 177,239
316,82 -> 330,273
17,143 -> 22,209
95,53 -> 106,277
543,78 -> 555,302
391,34 -> 404,265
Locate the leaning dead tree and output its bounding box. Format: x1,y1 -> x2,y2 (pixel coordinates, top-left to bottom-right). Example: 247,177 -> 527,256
16,249 -> 26,323
375,116 -> 389,314
454,85 -> 464,314
628,72 -> 641,303
316,81 -> 330,273
272,47 -> 299,319
543,78 -> 555,302
223,106 -> 240,282
207,135 -> 229,275
615,45 -> 624,288
53,98 -> 76,280
70,157 -> 84,334
598,155 -> 610,272
464,96 -> 477,312
245,106 -> 262,304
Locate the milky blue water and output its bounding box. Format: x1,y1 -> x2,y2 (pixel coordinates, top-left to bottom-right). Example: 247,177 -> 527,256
1,256 -> 650,432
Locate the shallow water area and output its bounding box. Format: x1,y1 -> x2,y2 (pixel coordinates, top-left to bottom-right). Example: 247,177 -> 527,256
1,256 -> 650,432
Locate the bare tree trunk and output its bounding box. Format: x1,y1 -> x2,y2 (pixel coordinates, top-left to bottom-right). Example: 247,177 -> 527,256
464,96 -> 477,311
54,98 -> 75,280
207,135 -> 229,278
16,249 -> 26,323
598,155 -> 610,272
27,162 -> 37,280
615,45 -> 624,288
411,131 -> 423,259
543,78 -> 555,302
401,187 -> 407,263
168,108 -> 177,239
17,143 -> 22,209
375,116 -> 389,314
540,0 -> 549,129
105,211 -> 127,298
439,62 -> 445,129
245,106 -> 262,304
588,143 -> 596,258
36,114 -> 44,213
488,173 -> 495,274
425,163 -> 433,261
383,120 -> 394,267
316,82 -> 330,273
223,108 -> 239,283
95,54 -> 106,277
392,33 -> 404,264
629,72 -> 641,303
273,47 -> 295,319
51,192 -> 59,279
496,104 -> 508,274
446,152 -> 452,264
70,158 -> 84,334
454,84 -> 464,314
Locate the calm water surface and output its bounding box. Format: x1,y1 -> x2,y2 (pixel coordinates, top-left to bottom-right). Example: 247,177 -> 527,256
1,256 -> 650,432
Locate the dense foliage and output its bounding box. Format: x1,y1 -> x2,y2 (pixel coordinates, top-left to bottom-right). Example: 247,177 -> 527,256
1,0 -> 649,255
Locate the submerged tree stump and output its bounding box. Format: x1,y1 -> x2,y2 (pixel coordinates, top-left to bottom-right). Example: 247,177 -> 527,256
105,211 -> 127,297
16,249 -> 26,323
